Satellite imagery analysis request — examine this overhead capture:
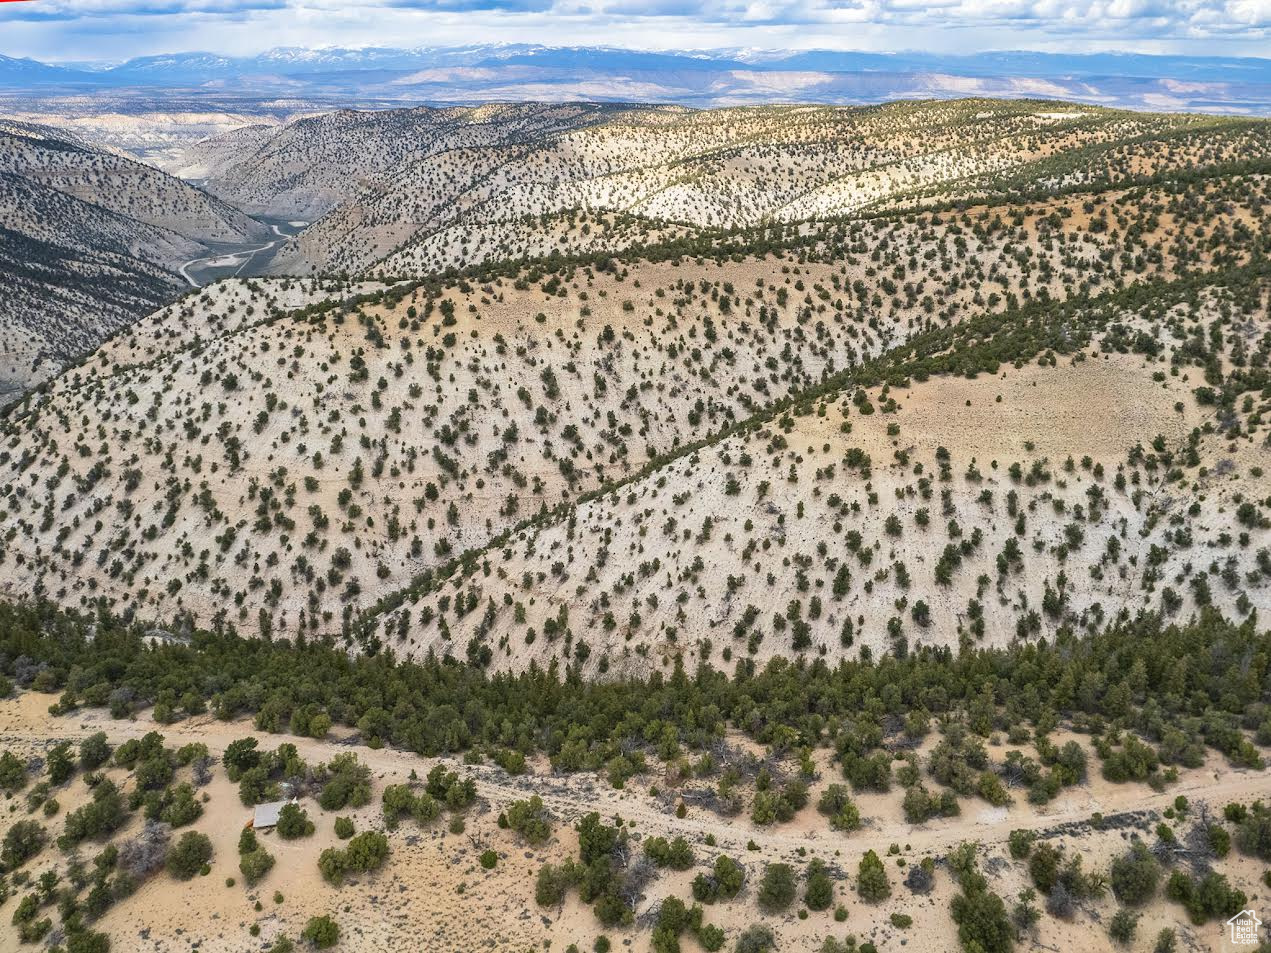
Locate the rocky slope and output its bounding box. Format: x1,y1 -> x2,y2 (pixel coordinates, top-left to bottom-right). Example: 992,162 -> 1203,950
179,99 -> 1266,282
0,120 -> 270,397
2,145 -> 1267,661
182,102 -> 648,223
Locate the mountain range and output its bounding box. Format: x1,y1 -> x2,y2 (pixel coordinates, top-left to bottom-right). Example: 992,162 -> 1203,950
3,45 -> 1271,113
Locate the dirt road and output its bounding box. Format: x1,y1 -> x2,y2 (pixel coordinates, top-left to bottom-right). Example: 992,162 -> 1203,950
177,222 -> 291,287
2,691 -> 1266,863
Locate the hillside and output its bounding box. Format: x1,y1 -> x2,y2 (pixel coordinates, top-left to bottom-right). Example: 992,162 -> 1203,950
177,100 -> 1270,281
3,95 -> 1271,953
375,271 -> 1271,676
1,149 -> 1267,656
181,102 -> 651,222
0,120 -> 266,246
0,120 -> 271,398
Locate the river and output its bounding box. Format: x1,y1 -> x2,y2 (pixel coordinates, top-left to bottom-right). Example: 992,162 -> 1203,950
177,218 -> 307,288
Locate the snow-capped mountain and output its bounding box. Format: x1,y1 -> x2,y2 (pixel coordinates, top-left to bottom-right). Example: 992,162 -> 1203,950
3,45 -> 1271,113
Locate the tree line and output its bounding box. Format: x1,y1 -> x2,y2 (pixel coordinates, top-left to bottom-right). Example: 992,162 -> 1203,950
0,599 -> 1267,773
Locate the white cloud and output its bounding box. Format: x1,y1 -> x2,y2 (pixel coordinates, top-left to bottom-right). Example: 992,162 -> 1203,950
3,0 -> 1270,61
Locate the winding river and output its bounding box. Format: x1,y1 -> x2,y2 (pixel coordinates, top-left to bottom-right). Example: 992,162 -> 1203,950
177,219 -> 306,288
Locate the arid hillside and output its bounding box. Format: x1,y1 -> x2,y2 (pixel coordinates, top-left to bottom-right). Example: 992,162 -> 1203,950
3,97 -> 1271,953
0,120 -> 270,399
374,274 -> 1271,677
174,99 -> 1271,279
0,121 -> 265,246
183,101 -> 652,222
1,157 -> 1268,663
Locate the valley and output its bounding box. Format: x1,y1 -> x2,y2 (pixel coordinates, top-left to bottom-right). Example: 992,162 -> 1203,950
0,119 -> 272,396
177,220 -> 306,288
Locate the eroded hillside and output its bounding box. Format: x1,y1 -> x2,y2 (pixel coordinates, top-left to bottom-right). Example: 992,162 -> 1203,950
1,166 -> 1267,658
8,84 -> 1271,953
0,121 -> 270,397
176,99 -> 1271,279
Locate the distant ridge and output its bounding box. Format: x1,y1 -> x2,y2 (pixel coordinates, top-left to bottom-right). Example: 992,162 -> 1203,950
3,45 -> 1271,113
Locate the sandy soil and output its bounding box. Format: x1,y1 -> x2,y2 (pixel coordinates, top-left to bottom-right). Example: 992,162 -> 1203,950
0,692 -> 1267,953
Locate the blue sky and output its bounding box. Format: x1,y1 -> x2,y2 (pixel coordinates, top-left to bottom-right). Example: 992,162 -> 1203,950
4,0 -> 1271,64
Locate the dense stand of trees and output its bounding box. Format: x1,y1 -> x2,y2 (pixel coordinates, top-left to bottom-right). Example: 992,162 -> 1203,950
1,599 -> 1268,770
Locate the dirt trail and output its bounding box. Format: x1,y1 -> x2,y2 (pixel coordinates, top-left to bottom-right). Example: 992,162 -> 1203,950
3,691 -> 1267,864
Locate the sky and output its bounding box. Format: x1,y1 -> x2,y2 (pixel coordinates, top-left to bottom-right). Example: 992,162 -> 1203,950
3,0 -> 1271,64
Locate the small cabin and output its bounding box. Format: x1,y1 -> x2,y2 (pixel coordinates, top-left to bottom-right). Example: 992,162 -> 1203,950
252,801 -> 289,829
